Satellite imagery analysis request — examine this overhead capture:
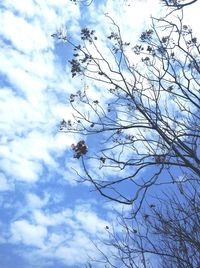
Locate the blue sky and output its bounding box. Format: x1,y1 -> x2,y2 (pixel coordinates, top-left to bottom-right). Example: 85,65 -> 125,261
0,0 -> 199,267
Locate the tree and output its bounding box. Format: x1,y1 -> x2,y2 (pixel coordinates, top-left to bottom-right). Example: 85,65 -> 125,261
69,0 -> 199,8
56,5 -> 200,213
54,0 -> 200,267
86,181 -> 200,268
161,0 -> 198,8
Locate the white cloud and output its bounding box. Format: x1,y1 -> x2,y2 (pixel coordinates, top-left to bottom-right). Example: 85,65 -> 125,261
2,0 -> 81,40
26,193 -> 50,209
0,173 -> 10,191
3,0 -> 37,18
0,0 -> 82,186
0,11 -> 49,53
32,209 -> 73,227
54,231 -> 97,265
183,1 -> 200,36
7,195 -> 110,266
75,204 -> 108,235
11,220 -> 48,248
0,157 -> 43,183
0,129 -> 78,183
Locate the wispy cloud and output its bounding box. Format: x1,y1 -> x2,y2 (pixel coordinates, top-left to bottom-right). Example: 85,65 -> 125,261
0,0 -> 81,186
7,191 -> 110,267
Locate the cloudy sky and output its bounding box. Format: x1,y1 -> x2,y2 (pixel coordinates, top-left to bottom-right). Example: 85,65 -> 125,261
0,0 -> 199,267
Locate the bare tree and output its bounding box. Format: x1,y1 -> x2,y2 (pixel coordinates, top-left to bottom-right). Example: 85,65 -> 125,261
86,181 -> 200,268
56,5 -> 200,213
69,0 -> 199,8
53,1 -> 200,267
57,7 -> 199,213
161,0 -> 198,8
